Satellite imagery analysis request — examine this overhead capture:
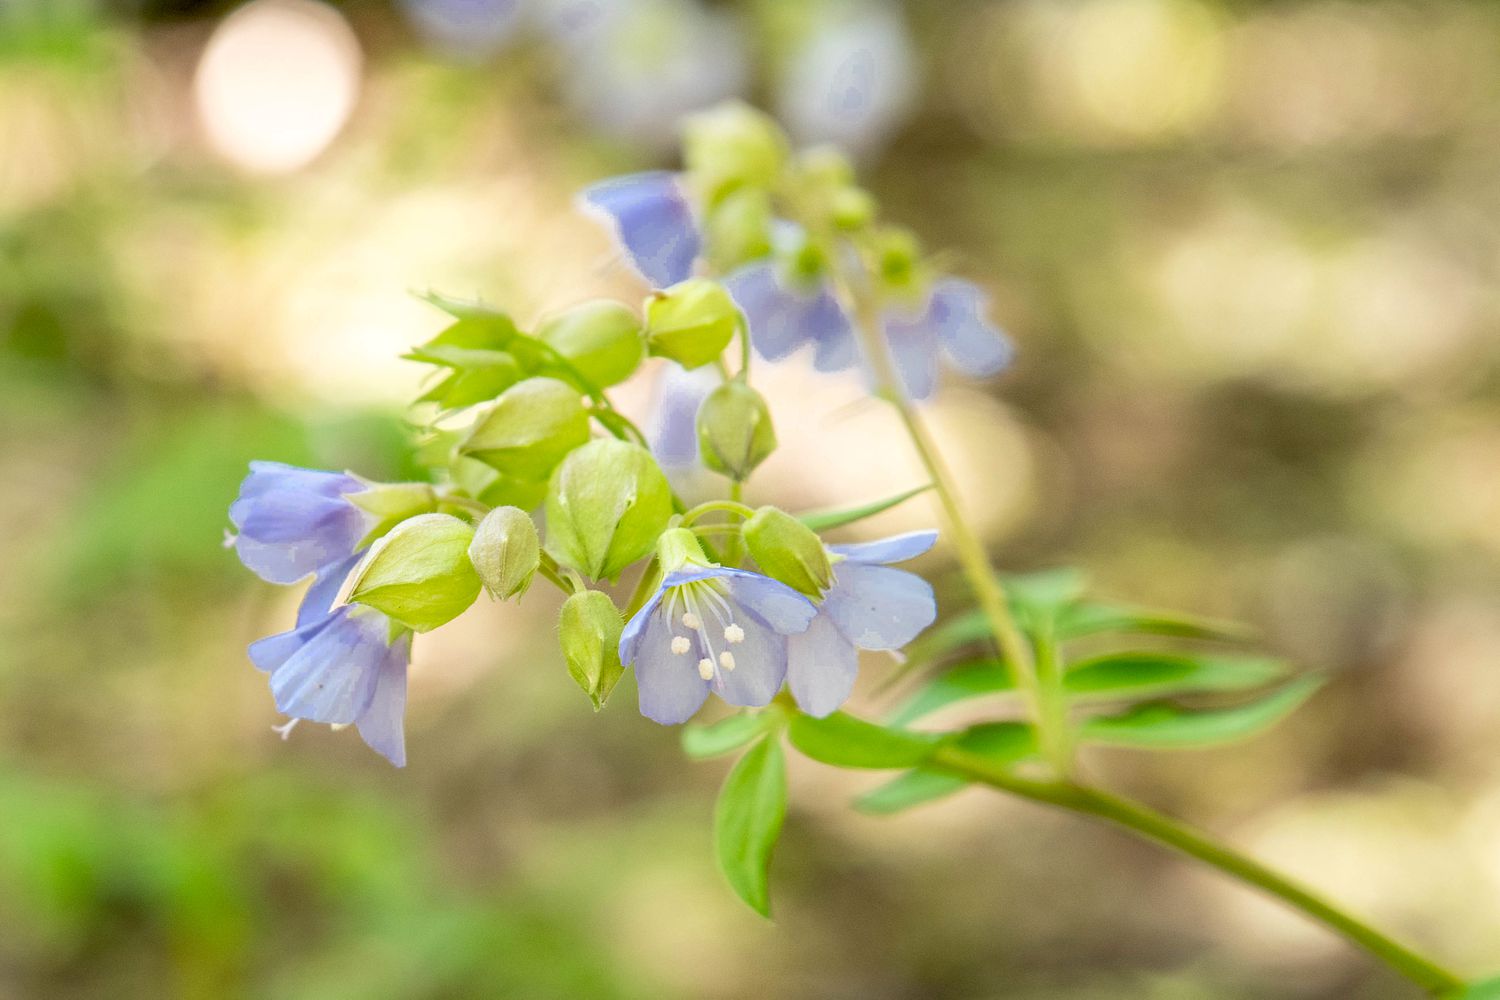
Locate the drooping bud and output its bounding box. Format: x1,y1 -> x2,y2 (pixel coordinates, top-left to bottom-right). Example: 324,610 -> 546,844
460,377 -> 590,480
644,279 -> 739,370
536,300 -> 644,389
832,188 -> 876,231
703,187 -> 772,274
742,506 -> 832,598
348,513 -> 482,632
656,526 -> 711,575
683,101 -> 787,204
346,481 -> 437,546
545,439 -> 672,581
468,506 -> 540,600
558,589 -> 624,710
696,379 -> 775,481
877,227 -> 924,295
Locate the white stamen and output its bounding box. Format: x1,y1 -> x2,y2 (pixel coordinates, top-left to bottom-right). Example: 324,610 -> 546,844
697,657 -> 715,680
272,719 -> 299,740
724,623 -> 745,644
719,651 -> 736,671
671,635 -> 691,655
681,612 -> 701,630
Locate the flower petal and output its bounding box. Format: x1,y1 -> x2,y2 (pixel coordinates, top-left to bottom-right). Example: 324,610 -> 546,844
726,263 -> 852,364
233,492 -> 367,585
268,607 -> 388,724
929,278 -> 1014,377
296,551 -> 363,628
356,633 -> 411,767
883,303 -> 941,400
711,611 -> 788,708
632,611 -> 710,725
648,365 -> 717,468
822,563 -> 937,651
247,613 -> 335,674
579,171 -> 699,287
786,612 -> 859,717
718,569 -> 817,634
828,530 -> 937,566
618,585 -> 667,666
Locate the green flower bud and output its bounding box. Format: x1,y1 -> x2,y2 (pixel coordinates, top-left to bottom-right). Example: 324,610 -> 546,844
877,227 -> 924,294
545,439 -> 672,581
703,187 -> 772,274
645,279 -> 739,370
742,506 -> 832,598
656,526 -> 711,574
683,101 -> 788,204
696,379 -> 775,481
536,300 -> 644,388
346,481 -> 437,546
797,145 -> 856,190
558,589 -> 624,710
349,513 -> 482,632
468,506 -> 540,600
460,377 -> 590,480
832,188 -> 876,231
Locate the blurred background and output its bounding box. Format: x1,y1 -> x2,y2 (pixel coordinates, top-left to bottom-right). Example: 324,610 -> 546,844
4,0 -> 1500,996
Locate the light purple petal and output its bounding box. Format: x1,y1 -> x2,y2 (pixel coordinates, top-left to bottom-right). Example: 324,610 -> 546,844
356,633 -> 411,767
810,311 -> 859,372
648,365 -> 717,468
248,614 -> 336,674
296,551 -> 363,628
929,278 -> 1014,377
725,263 -> 852,364
579,171 -> 700,287
822,563 -> 937,651
828,530 -> 937,566
882,302 -> 941,400
632,611 -> 711,725
618,586 -> 667,666
711,612 -> 787,708
268,607 -> 388,724
718,569 -> 817,634
234,462 -> 362,512
786,612 -> 859,717
231,465 -> 368,586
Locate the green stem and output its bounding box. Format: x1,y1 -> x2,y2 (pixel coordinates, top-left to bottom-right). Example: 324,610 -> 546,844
932,745 -> 1465,995
1033,621 -> 1073,774
681,499 -> 756,525
723,480 -> 746,566
825,261 -> 1067,774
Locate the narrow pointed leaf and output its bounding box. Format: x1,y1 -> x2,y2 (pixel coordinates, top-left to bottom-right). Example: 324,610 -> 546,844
683,713 -> 775,760
888,659 -> 1014,727
856,769 -> 967,815
1056,601 -> 1254,642
714,737 -> 787,917
1081,676 -> 1324,749
797,484 -> 932,532
1064,653 -> 1290,701
788,712 -> 941,769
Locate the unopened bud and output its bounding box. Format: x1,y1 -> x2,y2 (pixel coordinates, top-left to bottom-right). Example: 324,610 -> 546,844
349,513 -> 481,632
703,187 -> 772,273
346,481 -> 437,546
696,380 -> 775,481
656,526 -> 711,575
645,279 -> 739,370
558,589 -> 625,710
742,506 -> 832,598
683,101 -> 788,204
468,506 -> 540,600
545,439 -> 672,581
536,300 -> 644,389
460,377 -> 590,480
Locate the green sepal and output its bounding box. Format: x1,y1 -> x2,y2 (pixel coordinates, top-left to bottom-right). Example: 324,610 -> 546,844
713,736 -> 788,918
742,506 -> 830,597
459,377 -> 590,480
696,380 -> 776,480
644,279 -> 738,370
346,481 -> 438,548
544,439 -> 672,581
347,513 -> 482,633
536,300 -> 644,389
468,506 -> 540,600
557,589 -> 624,709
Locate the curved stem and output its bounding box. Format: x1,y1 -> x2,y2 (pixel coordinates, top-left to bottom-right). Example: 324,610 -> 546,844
681,499 -> 756,526
932,745 -> 1465,995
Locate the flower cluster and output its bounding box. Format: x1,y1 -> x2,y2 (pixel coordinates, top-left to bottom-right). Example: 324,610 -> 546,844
227,123 -> 959,763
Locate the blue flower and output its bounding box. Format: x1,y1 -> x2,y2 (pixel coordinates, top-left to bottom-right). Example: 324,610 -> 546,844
229,462 -> 368,585
619,566 -> 817,724
786,530 -> 938,717
248,602 -> 412,767
578,171 -> 701,288
721,260 -> 853,367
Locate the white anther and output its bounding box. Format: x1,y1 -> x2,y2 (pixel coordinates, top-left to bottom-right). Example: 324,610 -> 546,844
724,623 -> 745,644
671,635 -> 691,655
719,651 -> 736,671
697,657 -> 715,680
682,612 -> 701,630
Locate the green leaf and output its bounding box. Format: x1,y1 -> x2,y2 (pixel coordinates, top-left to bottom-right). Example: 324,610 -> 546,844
797,484 -> 931,532
855,769 -> 967,815
1055,601 -> 1254,642
1006,567 -> 1088,628
713,737 -> 787,917
787,712 -> 941,769
888,659 -> 1014,727
682,713 -> 775,760
1081,676 -> 1324,750
1065,652 -> 1289,701
1454,976 -> 1500,999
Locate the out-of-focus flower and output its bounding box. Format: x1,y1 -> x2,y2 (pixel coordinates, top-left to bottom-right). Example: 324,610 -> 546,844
619,540 -> 817,723
776,1 -> 917,157
578,171 -> 700,287
228,462 -> 368,585
648,364 -> 718,468
249,604 -> 412,766
721,259 -> 853,366
786,530 -> 937,716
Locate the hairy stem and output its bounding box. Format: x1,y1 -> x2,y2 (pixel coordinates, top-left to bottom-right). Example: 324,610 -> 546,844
932,744 -> 1466,995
